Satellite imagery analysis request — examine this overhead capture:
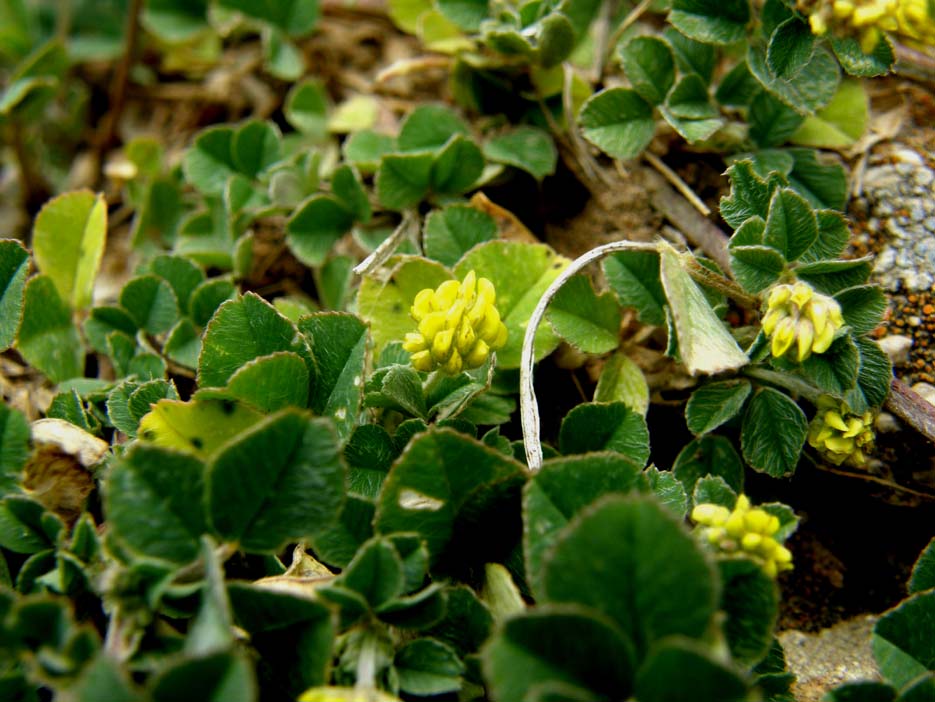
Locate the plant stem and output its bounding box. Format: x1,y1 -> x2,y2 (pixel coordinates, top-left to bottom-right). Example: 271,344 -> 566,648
885,378 -> 935,446
520,240 -> 658,471
681,253 -> 759,309
98,0 -> 144,151
353,210 -> 419,276
743,367 -> 821,405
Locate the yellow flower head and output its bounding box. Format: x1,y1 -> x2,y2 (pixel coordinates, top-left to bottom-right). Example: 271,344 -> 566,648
691,494 -> 794,578
402,270 -> 508,375
808,396 -> 875,467
761,282 -> 844,362
803,0 -> 935,53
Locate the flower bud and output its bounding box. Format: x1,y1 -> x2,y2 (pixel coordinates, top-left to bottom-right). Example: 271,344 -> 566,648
762,282 -> 845,362
808,396 -> 875,467
405,271 -> 509,375
691,493 -> 794,578
803,0 -> 934,53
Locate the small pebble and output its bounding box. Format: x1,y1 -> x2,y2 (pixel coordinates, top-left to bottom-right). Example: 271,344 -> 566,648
874,412 -> 901,434
877,334 -> 913,365
911,382 -> 935,407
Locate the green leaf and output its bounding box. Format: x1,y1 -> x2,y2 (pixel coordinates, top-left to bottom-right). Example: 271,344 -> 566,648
316,256 -> 353,311
719,558 -> 779,664
766,18 -> 815,79
720,161 -> 780,229
286,195 -> 356,267
787,147 -> 848,211
337,536 -> 405,608
831,35 -> 894,77
796,258 -> 872,296
909,538 -> 935,595
668,0 -> 751,44
542,495 -> 718,654
673,435 -> 745,496
791,79 -> 868,149
423,205 -> 497,267
225,351 -> 310,412
231,120 -> 282,178
106,445 -> 208,564
207,410 -> 345,552
198,292 -> 312,388
686,380 -> 752,435
559,402 -> 650,467
748,44 -> 840,115
0,494 -> 62,553
190,278 -> 238,327
358,256 -> 452,359
619,36 -> 675,106
603,251 -> 666,326
663,27 -> 716,82
844,338 -> 891,412
138,398 -> 263,460
165,319 -> 202,369
660,74 -> 724,143
331,165 -> 371,223
898,675 -> 935,702
16,275 -> 84,383
148,652 -> 256,702
579,87 -> 655,160
343,130 -> 397,174
143,0 -> 210,42
741,388 -> 807,477
835,285 -> 886,336
284,79 -> 329,138
298,313 -> 369,438
483,126 -> 557,180
872,590 -> 935,689
635,638 -> 749,702
763,188 -> 817,262
436,0 -> 488,30
799,209 -> 850,263
431,134 -> 485,194
594,352 -> 650,416
227,582 -> 334,697
398,104 -> 469,152
395,638 -> 465,696
482,604 -> 635,702
524,453 -> 646,597
148,255 -> 205,315
0,239 -> 29,350
32,191 -> 107,311
120,274 -> 180,335
730,245 -> 786,293
455,241 -> 570,368
217,0 -> 318,36
183,127 -> 237,195
796,334 -> 859,397
0,403 -> 30,493
310,495 -> 375,568
644,467 -> 689,518
376,152 -> 435,210
374,428 -> 526,565
749,91 -> 805,148
659,245 -> 748,375
547,274 -> 621,354
715,61 -> 761,107
537,12 -> 576,67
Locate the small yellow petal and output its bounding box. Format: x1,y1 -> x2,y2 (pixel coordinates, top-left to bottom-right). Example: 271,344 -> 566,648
402,333 -> 427,353
433,280 -> 460,311
431,329 -> 455,361
464,339 -> 490,368
418,312 -> 446,341
411,350 -> 433,371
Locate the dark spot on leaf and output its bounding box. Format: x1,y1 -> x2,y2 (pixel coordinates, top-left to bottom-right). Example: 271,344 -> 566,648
190,437 -> 204,449
392,303 -> 403,313
142,430 -> 156,440
552,262 -> 562,269
220,400 -> 236,415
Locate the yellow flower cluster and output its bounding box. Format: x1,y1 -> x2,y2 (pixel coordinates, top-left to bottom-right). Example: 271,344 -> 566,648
805,0 -> 935,53
762,282 -> 844,362
691,495 -> 794,578
808,396 -> 875,466
403,270 -> 508,375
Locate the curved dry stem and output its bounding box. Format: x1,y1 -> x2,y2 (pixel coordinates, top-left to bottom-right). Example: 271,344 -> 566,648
519,240 -> 658,471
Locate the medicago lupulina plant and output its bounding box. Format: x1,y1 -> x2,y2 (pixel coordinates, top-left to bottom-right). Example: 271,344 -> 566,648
2,0 -> 935,701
